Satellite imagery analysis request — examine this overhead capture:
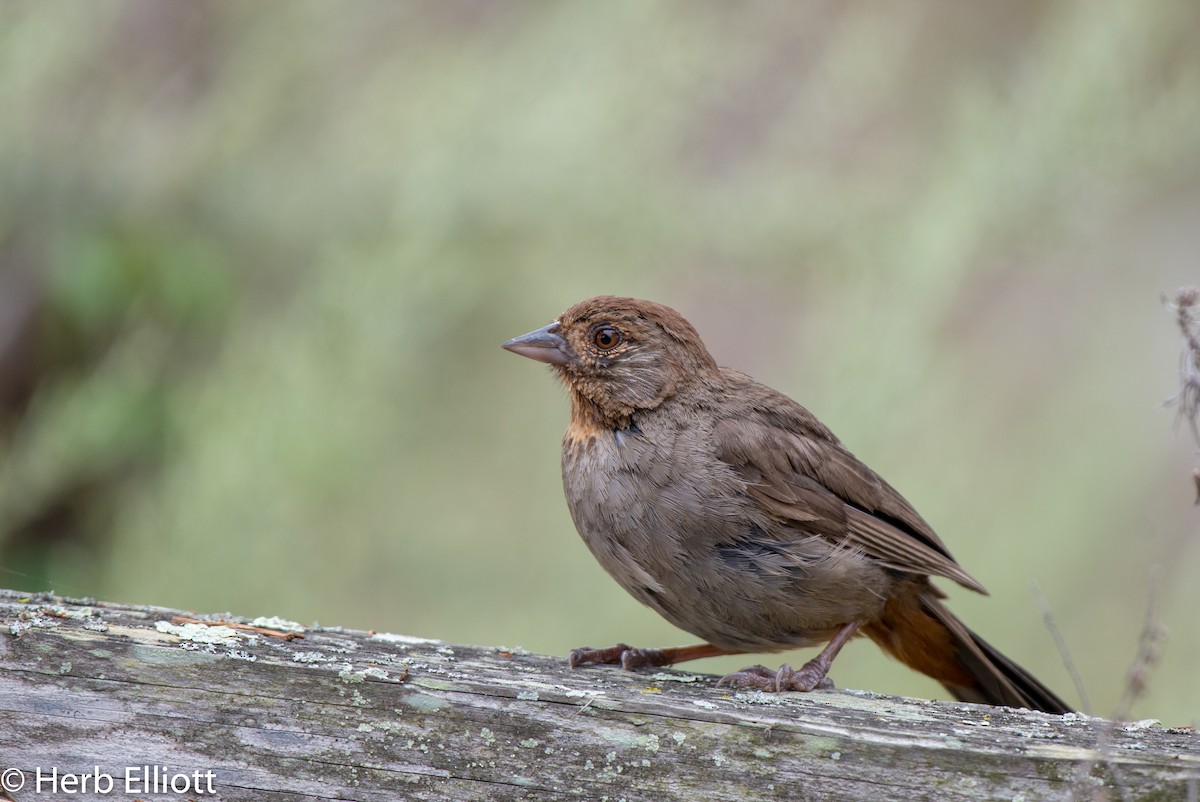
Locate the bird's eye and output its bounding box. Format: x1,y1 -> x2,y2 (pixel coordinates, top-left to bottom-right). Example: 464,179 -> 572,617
592,326 -> 623,351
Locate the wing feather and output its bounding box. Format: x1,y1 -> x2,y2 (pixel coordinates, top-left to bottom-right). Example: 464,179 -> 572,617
713,399 -> 986,595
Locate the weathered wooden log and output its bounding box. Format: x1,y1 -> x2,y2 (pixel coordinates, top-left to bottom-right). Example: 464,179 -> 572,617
0,589 -> 1195,801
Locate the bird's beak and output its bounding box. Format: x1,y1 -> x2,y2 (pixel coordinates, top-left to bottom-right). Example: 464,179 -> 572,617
501,321 -> 571,366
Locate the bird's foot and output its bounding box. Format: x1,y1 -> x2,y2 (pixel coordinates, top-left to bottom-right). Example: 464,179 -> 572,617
568,643 -> 674,670
716,661 -> 835,693
570,642 -> 742,671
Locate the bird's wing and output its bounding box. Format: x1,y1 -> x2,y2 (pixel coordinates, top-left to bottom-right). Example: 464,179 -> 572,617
711,392 -> 987,595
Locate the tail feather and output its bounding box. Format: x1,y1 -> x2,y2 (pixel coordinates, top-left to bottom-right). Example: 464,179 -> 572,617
864,592 -> 1072,714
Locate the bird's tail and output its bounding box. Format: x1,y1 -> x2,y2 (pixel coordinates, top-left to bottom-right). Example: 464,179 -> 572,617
863,592 -> 1072,714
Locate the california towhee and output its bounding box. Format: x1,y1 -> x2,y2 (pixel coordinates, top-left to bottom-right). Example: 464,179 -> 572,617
502,296 -> 1070,713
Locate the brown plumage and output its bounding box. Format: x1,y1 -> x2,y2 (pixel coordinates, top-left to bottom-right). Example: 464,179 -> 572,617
502,295 -> 1070,713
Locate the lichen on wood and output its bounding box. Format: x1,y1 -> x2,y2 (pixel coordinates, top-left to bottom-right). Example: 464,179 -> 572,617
0,589 -> 1196,801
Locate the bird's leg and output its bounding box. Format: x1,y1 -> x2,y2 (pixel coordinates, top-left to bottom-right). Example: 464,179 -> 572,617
569,642 -> 742,670
717,621 -> 861,692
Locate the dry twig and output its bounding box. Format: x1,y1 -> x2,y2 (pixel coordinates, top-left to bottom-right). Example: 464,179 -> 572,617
1112,567 -> 1168,723
1036,570 -> 1170,802
1164,286 -> 1200,501
1031,580 -> 1091,716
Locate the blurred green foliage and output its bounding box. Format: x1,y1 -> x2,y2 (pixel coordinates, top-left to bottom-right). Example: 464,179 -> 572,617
1,1 -> 1198,723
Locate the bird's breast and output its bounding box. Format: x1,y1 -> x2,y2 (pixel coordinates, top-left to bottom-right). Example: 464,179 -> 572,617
562,422 -> 722,546
560,420 -> 742,603
559,416 -> 894,651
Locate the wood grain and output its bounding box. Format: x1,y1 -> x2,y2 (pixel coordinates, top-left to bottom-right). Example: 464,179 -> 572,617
0,589 -> 1195,801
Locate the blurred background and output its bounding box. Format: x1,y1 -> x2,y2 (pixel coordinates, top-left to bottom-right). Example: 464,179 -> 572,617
2,1 -> 1198,724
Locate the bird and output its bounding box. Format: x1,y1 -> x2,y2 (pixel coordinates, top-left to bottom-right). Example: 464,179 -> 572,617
501,295 -> 1071,713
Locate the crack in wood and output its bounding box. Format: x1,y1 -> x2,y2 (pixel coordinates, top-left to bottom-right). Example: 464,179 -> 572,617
1,589 -> 1196,802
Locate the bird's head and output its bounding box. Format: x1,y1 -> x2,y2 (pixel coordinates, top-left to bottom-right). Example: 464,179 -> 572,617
502,296 -> 720,429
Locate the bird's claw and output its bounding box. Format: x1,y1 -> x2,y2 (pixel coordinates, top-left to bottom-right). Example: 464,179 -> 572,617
717,662 -> 835,693
569,643 -> 671,670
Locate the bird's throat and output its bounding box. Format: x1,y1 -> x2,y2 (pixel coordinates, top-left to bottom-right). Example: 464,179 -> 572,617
567,387 -> 634,437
